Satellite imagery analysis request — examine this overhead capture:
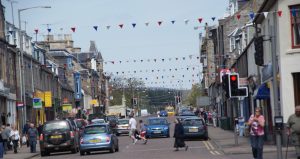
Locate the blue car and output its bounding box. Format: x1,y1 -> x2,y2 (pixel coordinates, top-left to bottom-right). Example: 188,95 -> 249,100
79,124 -> 119,155
145,117 -> 170,138
182,117 -> 208,140
159,110 -> 168,117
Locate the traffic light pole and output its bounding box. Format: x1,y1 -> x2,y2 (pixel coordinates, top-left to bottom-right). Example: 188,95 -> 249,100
271,22 -> 282,159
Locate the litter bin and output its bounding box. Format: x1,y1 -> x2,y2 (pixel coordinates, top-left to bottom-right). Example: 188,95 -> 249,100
220,117 -> 230,130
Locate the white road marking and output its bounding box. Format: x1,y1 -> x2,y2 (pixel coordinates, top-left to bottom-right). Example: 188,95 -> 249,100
203,141 -> 210,150
214,151 -> 221,155
206,141 -> 214,150
210,151 -> 216,155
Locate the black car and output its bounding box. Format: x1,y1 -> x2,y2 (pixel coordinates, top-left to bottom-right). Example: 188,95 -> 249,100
39,120 -> 80,156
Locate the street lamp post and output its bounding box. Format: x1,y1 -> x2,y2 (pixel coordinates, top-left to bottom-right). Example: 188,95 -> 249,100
17,6 -> 51,127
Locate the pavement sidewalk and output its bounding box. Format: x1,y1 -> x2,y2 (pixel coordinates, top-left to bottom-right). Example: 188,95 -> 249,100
207,126 -> 296,158
4,143 -> 40,159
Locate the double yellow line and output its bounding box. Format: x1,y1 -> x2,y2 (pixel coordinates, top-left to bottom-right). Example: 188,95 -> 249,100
203,141 -> 222,155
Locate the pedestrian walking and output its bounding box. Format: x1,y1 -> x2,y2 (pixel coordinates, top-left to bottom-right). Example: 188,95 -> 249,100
287,105 -> 300,159
9,125 -> 20,153
37,121 -> 43,136
27,123 -> 38,153
138,120 -> 147,144
173,118 -> 188,151
2,124 -> 11,153
248,107 -> 265,159
212,109 -> 217,128
22,120 -> 30,147
0,127 -> 4,159
129,114 -> 138,144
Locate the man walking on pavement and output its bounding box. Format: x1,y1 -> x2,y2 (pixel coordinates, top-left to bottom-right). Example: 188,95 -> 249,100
287,105 -> 300,159
129,114 -> 137,144
27,123 -> 38,153
22,120 -> 30,147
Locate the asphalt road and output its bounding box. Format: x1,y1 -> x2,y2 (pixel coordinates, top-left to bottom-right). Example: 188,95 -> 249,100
31,116 -> 242,159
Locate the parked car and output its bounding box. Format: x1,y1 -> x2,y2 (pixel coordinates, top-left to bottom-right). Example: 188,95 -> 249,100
116,119 -> 130,136
159,110 -> 168,117
182,117 -> 208,140
79,124 -> 119,155
39,120 -> 79,156
179,110 -> 196,117
145,117 -> 170,138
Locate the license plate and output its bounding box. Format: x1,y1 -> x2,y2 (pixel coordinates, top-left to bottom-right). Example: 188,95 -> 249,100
153,130 -> 161,134
189,128 -> 198,132
51,135 -> 62,139
89,139 -> 101,143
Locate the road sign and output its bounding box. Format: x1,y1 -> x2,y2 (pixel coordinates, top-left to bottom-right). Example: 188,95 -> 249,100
33,98 -> 42,109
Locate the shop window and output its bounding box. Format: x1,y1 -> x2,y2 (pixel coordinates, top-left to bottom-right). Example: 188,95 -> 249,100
290,5 -> 300,48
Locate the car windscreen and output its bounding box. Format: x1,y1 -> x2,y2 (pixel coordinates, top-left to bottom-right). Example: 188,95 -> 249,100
44,121 -> 70,131
118,120 -> 129,125
148,119 -> 168,125
84,125 -> 107,134
92,119 -> 105,123
182,119 -> 204,126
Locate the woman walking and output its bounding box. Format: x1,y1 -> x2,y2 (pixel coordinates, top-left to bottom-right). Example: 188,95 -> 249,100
248,107 -> 265,159
10,125 -> 20,153
173,118 -> 188,151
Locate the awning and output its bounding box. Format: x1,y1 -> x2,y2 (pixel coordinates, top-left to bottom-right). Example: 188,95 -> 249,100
255,83 -> 270,100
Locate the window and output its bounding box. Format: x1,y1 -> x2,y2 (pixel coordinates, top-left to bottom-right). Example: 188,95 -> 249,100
290,5 -> 300,48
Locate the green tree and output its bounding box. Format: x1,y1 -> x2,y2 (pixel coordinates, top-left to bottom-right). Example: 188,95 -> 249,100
185,84 -> 204,107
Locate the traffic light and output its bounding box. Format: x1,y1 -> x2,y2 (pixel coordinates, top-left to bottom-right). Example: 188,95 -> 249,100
222,74 -> 230,98
254,36 -> 264,66
229,73 -> 248,98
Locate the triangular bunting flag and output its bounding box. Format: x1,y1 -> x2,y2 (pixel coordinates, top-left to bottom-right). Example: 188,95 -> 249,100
249,12 -> 255,20
263,12 -> 268,18
71,27 -> 76,32
145,22 -> 149,26
132,23 -> 136,28
171,20 -> 175,24
93,26 -> 98,31
119,24 -> 123,29
106,26 -> 111,30
198,18 -> 203,23
278,10 -> 282,17
237,14 -> 241,20
184,19 -> 189,25
158,21 -> 162,26
212,17 -> 216,21
8,31 -> 13,35
34,29 -> 39,34
47,28 -> 51,32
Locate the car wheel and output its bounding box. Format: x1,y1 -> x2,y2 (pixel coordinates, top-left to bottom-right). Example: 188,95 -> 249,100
87,151 -> 91,155
116,133 -> 120,136
80,151 -> 85,156
109,144 -> 116,153
41,151 -> 46,157
166,134 -> 170,138
71,146 -> 77,154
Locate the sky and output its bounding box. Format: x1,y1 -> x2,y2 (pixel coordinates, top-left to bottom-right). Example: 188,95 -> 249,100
2,0 -> 229,89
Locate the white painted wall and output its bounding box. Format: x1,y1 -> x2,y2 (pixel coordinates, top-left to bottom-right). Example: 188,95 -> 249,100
277,1 -> 300,122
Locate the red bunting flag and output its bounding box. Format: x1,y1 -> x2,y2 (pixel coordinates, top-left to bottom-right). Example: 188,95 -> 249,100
158,21 -> 162,26
277,10 -> 282,17
237,14 -> 241,20
198,18 -> 203,23
34,29 -> 39,34
71,27 -> 76,32
119,24 -> 123,28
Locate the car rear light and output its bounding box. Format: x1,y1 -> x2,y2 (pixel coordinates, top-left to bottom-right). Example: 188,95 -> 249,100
39,134 -> 44,141
106,136 -> 110,142
70,131 -> 75,138
80,138 -> 84,144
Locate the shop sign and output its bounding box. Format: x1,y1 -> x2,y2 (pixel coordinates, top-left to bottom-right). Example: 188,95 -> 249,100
44,91 -> 52,107
33,98 -> 42,109
62,104 -> 72,111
